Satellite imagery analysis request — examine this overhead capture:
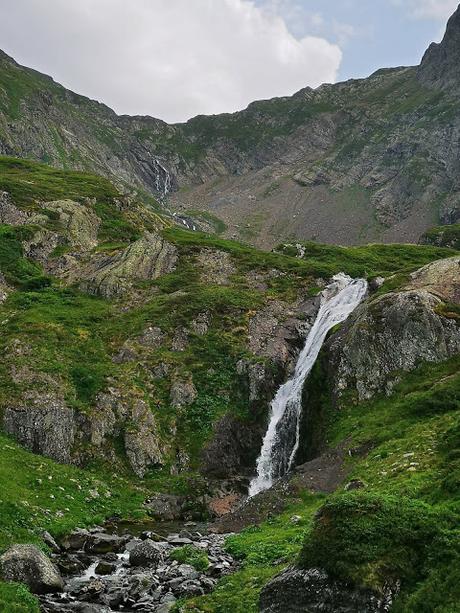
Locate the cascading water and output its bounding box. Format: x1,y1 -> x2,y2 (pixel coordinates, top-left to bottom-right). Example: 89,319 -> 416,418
249,273 -> 368,497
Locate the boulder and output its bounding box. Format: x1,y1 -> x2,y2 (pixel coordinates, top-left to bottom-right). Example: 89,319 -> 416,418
328,288 -> 460,401
170,378 -> 197,408
260,567 -> 396,613
145,494 -> 184,521
60,528 -> 91,551
0,544 -> 64,594
85,532 -> 126,554
129,539 -> 163,567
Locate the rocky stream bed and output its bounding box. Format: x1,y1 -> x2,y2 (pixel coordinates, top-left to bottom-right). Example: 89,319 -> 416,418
35,522 -> 236,612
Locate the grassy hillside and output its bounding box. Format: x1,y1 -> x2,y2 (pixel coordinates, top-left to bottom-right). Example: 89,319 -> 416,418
0,156 -> 458,611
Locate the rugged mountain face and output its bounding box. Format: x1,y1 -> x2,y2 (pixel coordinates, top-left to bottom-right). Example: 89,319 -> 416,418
418,4 -> 460,95
1,6 -> 460,248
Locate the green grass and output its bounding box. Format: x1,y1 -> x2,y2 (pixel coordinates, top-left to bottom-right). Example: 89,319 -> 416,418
0,225 -> 50,289
169,545 -> 210,572
0,583 -> 39,613
421,224 -> 460,250
181,495 -> 323,613
276,240 -> 457,279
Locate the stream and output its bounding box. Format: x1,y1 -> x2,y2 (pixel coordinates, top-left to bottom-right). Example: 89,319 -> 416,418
40,521 -> 236,612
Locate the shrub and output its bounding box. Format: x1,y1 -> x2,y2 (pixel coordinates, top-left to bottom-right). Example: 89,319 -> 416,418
298,491 -> 441,590
169,545 -> 209,572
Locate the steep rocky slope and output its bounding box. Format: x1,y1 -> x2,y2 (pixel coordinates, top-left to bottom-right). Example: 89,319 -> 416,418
2,7 -> 460,247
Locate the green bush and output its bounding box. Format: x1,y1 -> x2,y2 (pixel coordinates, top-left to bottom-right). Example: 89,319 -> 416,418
299,492 -> 441,590
169,545 -> 209,572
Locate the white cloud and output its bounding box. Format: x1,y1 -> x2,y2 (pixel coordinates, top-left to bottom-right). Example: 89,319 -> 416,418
0,0 -> 342,123
393,0 -> 458,20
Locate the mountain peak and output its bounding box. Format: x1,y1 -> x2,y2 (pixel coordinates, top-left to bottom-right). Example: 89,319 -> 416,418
418,4 -> 460,93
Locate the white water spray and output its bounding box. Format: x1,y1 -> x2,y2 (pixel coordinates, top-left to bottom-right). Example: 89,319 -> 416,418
249,273 -> 367,497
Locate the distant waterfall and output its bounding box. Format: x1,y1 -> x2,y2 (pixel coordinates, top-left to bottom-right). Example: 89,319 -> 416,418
249,274 -> 368,497
153,159 -> 171,198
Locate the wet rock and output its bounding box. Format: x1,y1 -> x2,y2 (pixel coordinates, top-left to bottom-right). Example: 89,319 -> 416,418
42,531 -> 61,553
60,529 -> 91,551
167,536 -> 193,546
0,544 -> 64,594
85,532 -> 126,554
129,539 -> 163,567
145,494 -> 184,521
95,561 -> 116,575
260,567 -> 396,613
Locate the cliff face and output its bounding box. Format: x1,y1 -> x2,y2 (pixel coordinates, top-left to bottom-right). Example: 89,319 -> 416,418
418,5 -> 460,95
1,6 -> 460,247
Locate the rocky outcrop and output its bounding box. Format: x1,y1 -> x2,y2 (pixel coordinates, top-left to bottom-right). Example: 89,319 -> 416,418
90,389 -> 164,478
197,249 -> 236,286
0,191 -> 28,225
328,287 -> 460,401
418,5 -> 460,96
42,200 -> 101,250
170,378 -> 197,409
259,567 -> 396,613
0,272 -> 10,303
0,544 -> 64,594
3,396 -> 77,464
78,232 -> 178,298
406,256 -> 460,304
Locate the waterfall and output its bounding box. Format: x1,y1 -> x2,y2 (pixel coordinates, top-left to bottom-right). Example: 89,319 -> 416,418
153,159 -> 171,198
249,273 -> 368,497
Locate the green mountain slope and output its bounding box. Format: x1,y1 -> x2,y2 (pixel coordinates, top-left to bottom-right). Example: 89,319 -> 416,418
0,155 -> 458,611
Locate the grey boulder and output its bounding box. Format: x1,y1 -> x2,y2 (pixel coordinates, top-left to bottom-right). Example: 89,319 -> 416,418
0,544 -> 64,594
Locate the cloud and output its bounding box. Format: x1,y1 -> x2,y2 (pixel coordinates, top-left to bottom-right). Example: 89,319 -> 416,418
393,0 -> 458,20
0,0 -> 342,123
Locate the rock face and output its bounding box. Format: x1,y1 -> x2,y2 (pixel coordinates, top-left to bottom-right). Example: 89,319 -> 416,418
328,288 -> 460,401
3,398 -> 77,464
0,191 -> 28,225
43,200 -> 101,250
78,232 -> 178,298
406,256 -> 460,304
0,544 -> 64,594
259,567 -> 395,613
418,5 -> 460,95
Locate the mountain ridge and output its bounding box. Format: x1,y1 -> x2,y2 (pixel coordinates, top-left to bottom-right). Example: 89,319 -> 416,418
1,7 -> 460,248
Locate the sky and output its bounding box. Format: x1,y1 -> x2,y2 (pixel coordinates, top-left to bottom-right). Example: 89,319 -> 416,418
0,0 -> 458,123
